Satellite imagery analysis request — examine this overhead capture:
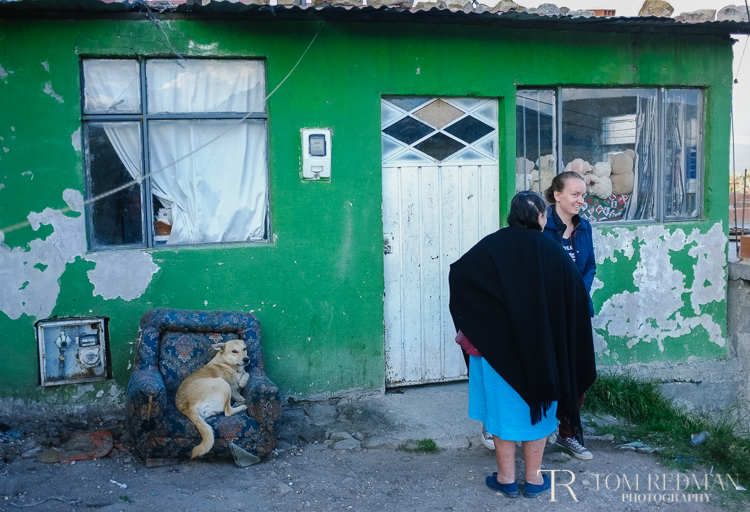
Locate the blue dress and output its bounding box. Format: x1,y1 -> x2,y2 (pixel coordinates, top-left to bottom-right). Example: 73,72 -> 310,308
468,355 -> 558,441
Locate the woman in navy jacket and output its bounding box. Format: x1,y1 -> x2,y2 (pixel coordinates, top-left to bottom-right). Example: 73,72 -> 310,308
543,170 -> 596,460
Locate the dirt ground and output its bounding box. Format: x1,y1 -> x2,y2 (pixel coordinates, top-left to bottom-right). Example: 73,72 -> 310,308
0,383 -> 747,512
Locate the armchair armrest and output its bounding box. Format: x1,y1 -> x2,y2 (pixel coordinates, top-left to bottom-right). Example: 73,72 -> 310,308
242,373 -> 281,430
126,369 -> 168,426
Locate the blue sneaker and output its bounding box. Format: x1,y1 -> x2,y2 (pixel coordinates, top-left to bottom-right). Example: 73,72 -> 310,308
485,473 -> 519,498
523,475 -> 551,499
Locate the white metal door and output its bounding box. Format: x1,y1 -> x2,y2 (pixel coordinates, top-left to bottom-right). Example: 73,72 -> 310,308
381,97 -> 500,386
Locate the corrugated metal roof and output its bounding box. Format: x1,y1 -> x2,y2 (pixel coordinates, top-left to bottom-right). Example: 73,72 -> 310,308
1,0 -> 749,36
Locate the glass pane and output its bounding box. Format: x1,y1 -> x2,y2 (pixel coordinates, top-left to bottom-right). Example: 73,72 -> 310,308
83,60 -> 141,114
413,99 -> 464,128
414,132 -> 466,161
85,123 -> 144,247
381,100 -> 403,129
444,116 -> 494,144
562,88 -> 658,222
147,60 -> 266,114
516,90 -> 556,194
384,97 -> 430,112
382,116 -> 433,145
664,89 -> 702,219
148,119 -> 268,245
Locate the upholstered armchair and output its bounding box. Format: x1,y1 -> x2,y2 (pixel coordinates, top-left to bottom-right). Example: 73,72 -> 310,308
125,309 -> 280,463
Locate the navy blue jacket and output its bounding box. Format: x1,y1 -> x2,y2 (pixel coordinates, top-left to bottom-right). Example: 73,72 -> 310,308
543,205 -> 596,317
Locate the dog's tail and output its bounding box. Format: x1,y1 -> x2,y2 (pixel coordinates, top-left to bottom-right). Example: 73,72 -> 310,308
186,411 -> 215,459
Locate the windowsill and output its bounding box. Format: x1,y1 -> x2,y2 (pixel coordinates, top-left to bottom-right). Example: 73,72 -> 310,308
86,238 -> 275,254
589,217 -> 705,227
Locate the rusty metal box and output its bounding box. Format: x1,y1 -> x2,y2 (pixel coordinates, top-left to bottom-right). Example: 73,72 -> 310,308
35,317 -> 109,386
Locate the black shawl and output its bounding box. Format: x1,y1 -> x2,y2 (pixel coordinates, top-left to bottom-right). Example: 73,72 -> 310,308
449,226 -> 596,445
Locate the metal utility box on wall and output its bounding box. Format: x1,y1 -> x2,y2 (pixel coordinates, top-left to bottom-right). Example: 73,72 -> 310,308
35,317 -> 109,386
301,128 -> 332,180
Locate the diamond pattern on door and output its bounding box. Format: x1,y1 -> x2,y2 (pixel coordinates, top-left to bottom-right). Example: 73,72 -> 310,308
382,97 -> 498,164
413,99 -> 464,128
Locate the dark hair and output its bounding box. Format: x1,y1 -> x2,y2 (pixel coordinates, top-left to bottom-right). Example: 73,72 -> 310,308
544,171 -> 586,204
507,191 -> 547,230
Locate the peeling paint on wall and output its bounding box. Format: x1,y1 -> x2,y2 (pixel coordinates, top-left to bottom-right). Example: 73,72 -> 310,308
592,223 -> 727,356
0,190 -> 87,320
0,63 -> 8,81
0,189 -> 160,321
86,251 -> 159,300
71,127 -> 81,152
188,40 -> 218,51
43,82 -> 63,103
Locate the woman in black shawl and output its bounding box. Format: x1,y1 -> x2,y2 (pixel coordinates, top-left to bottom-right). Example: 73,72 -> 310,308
449,191 -> 596,499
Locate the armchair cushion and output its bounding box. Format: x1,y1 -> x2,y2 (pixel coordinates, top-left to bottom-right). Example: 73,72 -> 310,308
159,332 -> 241,394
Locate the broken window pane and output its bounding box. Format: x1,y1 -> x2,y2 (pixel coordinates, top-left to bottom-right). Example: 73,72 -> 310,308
664,89 -> 702,220
562,88 -> 658,222
83,60 -> 141,114
516,90 -> 556,194
146,60 -> 266,114
85,122 -> 144,247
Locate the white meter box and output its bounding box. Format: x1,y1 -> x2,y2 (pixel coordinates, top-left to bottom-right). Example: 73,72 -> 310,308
301,128 -> 332,180
36,317 -> 109,386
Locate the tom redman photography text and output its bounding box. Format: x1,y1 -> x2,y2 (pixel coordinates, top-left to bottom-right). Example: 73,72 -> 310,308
542,469 -> 744,502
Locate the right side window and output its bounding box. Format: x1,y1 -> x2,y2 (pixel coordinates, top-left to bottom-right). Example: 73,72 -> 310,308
516,88 -> 703,223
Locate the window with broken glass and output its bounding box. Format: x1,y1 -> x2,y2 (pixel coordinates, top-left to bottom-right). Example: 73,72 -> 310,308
516,87 -> 703,223
81,58 -> 269,249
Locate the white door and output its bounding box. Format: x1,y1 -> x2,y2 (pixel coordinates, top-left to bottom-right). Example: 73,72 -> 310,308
382,97 -> 500,387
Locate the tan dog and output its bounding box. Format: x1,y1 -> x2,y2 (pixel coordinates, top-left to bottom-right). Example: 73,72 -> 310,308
175,339 -> 250,459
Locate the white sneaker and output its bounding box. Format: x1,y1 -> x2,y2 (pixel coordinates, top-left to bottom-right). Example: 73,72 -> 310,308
481,426 -> 495,450
555,436 -> 593,460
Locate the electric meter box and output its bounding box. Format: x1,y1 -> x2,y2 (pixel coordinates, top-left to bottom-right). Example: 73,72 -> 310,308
35,317 -> 109,386
301,128 -> 332,180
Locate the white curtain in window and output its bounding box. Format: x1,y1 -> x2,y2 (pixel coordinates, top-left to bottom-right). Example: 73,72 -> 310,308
83,60 -> 141,114
102,123 -> 142,182
146,60 -> 266,114
149,120 -> 268,244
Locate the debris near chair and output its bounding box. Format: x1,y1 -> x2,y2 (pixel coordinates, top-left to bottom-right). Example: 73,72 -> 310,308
616,440 -> 664,453
35,430 -> 113,463
229,442 -> 261,468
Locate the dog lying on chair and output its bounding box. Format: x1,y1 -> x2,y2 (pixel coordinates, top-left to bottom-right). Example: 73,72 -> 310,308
175,338 -> 250,458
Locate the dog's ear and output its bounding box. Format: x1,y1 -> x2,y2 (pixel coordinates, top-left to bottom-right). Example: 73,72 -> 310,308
212,343 -> 226,352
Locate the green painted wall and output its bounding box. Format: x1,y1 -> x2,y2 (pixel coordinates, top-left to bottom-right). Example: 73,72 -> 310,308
0,16 -> 733,403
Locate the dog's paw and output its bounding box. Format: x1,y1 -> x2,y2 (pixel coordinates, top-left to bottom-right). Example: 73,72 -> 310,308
238,372 -> 250,389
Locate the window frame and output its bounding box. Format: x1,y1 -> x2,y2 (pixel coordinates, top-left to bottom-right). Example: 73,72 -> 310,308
80,57 -> 270,251
516,86 -> 705,224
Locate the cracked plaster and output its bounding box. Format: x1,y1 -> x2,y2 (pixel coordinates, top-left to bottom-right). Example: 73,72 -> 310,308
0,189 -> 160,321
592,222 -> 727,356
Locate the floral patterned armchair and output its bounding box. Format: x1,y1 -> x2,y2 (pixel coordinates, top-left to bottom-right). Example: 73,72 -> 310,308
125,309 -> 280,463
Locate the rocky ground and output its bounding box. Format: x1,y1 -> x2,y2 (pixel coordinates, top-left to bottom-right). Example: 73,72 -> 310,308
0,383 -> 746,511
